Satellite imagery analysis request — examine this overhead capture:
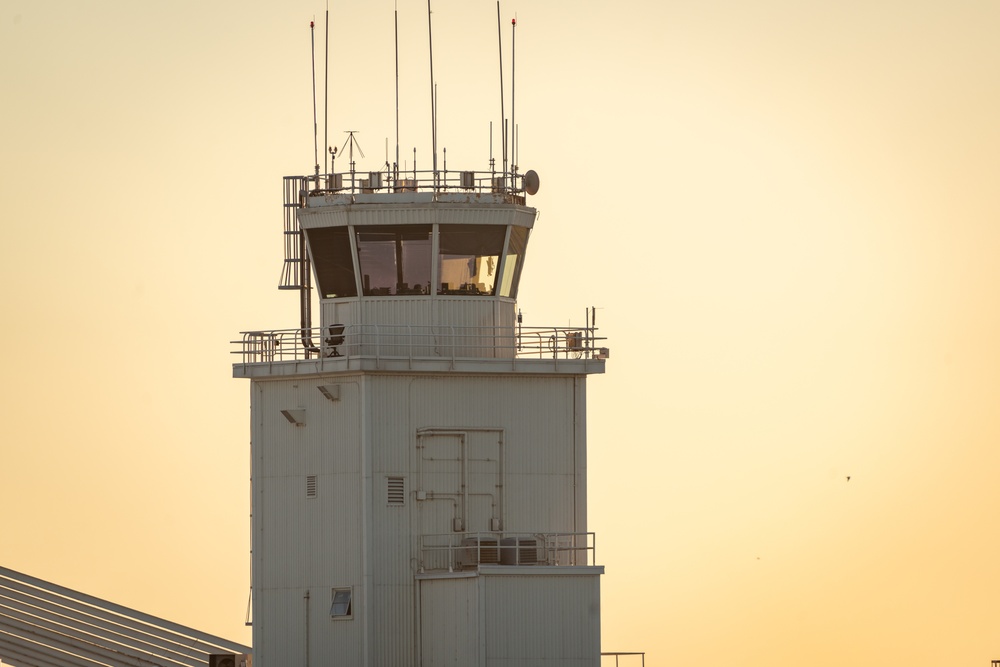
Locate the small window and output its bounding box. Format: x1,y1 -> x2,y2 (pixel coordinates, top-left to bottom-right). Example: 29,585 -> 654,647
387,477 -> 405,506
330,587 -> 353,619
306,475 -> 318,498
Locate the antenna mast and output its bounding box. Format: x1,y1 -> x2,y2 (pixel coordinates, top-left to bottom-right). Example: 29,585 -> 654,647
394,2 -> 400,180
510,15 -> 517,190
427,0 -> 438,186
323,3 -> 330,177
310,19 -> 320,178
496,3 -> 507,186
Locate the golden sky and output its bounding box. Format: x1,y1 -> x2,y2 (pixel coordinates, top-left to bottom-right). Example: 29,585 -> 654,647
2,1 -> 1000,665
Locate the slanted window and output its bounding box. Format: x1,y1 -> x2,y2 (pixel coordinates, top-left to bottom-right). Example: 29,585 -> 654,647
306,226 -> 358,298
355,225 -> 432,295
330,587 -> 353,619
499,225 -> 529,298
437,225 -> 506,295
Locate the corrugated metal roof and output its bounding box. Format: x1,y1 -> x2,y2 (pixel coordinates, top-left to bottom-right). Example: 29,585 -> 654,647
0,566 -> 250,667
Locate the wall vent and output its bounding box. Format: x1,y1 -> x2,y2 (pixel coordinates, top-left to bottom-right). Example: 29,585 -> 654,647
306,475 -> 318,498
387,477 -> 405,506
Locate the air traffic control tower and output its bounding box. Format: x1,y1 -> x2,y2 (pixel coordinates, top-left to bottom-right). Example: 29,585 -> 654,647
233,162 -> 610,666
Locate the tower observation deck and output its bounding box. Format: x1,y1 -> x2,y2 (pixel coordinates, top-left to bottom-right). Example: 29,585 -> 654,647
234,167 -> 608,375
233,158 -> 610,664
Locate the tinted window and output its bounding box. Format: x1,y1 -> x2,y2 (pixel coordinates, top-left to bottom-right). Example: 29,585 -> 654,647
437,225 -> 506,295
306,227 -> 357,298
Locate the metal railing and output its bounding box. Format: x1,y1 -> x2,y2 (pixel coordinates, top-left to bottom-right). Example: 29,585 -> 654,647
289,167 -> 529,202
601,653 -> 646,666
232,324 -> 608,364
418,531 -> 596,573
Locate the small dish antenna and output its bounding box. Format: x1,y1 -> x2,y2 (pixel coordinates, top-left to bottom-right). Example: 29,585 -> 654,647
522,169 -> 540,195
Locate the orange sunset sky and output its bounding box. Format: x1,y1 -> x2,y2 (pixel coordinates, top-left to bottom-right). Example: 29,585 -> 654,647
2,1 -> 1000,665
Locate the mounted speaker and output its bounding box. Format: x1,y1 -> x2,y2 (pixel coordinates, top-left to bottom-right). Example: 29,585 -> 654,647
522,169 -> 540,195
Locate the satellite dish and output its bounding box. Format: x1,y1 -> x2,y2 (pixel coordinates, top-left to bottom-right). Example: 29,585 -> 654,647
522,170 -> 540,196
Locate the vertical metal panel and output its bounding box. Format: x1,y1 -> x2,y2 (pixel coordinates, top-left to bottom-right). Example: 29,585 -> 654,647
367,376 -> 418,666
369,583 -> 414,666
483,573 -> 601,667
251,376 -> 366,667
418,571 -> 601,667
419,577 -> 480,667
406,375 -> 582,534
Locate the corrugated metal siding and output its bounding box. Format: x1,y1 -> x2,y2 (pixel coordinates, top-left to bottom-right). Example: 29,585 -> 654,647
418,571 -> 601,667
251,377 -> 366,667
249,364 -> 592,667
406,375 -> 582,534
369,583 -> 415,666
419,577 -> 480,667
483,573 -> 601,667
320,299 -> 516,359
368,376 -> 418,666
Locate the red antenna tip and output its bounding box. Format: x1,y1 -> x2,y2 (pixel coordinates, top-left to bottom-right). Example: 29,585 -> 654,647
310,20 -> 315,27
512,18 -> 516,25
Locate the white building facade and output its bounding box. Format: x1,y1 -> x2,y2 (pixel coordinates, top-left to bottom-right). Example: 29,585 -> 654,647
233,175 -> 608,667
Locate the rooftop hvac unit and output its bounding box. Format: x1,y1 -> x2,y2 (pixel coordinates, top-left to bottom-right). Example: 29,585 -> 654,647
326,173 -> 343,190
394,179 -> 418,192
460,537 -> 500,568
368,171 -> 383,189
209,654 -> 251,667
460,171 -> 475,189
500,537 -> 539,565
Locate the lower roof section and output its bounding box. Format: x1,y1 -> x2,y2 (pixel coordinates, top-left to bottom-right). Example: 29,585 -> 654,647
0,566 -> 250,667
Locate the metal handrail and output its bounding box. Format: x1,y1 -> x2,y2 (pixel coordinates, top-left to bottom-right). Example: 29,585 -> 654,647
232,324 -> 608,364
290,167 -> 528,200
417,531 -> 596,573
601,653 -> 646,666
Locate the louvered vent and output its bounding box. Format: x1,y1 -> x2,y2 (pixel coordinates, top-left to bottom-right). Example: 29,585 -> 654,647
387,477 -> 404,506
306,475 -> 318,498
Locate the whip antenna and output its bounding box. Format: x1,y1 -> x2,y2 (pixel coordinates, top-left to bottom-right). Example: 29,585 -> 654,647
394,2 -> 400,179
510,15 -> 517,190
323,3 -> 330,177
427,0 -> 438,185
310,19 -> 319,178
496,2 -> 507,184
